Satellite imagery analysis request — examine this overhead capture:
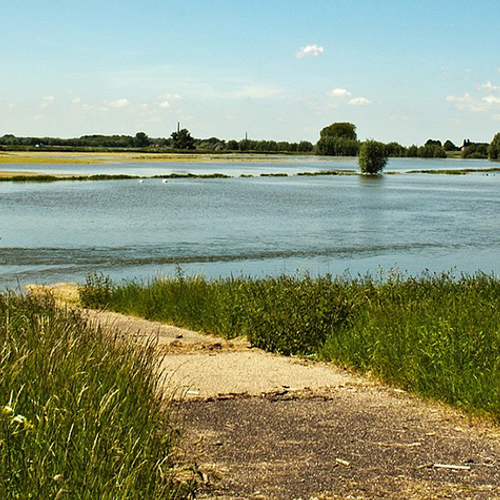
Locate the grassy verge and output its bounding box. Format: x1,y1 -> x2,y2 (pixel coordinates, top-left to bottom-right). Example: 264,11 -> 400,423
0,292 -> 195,499
81,271 -> 500,420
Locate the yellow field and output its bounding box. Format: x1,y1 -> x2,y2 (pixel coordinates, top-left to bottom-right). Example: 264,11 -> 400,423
0,151 -> 285,165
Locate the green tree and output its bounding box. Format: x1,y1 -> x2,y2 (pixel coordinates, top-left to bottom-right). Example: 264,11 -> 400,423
488,133 -> 500,160
385,141 -> 406,157
417,145 -> 446,158
315,136 -> 359,156
320,122 -> 357,140
133,132 -> 150,148
297,140 -> 314,152
406,145 -> 418,157
443,139 -> 458,152
358,139 -> 388,174
425,138 -> 442,148
170,128 -> 195,149
461,142 -> 488,159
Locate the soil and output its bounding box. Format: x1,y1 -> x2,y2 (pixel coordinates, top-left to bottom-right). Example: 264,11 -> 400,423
28,284 -> 500,499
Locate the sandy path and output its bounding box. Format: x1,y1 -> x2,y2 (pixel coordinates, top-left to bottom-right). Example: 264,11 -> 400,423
83,307 -> 500,499
84,309 -> 361,399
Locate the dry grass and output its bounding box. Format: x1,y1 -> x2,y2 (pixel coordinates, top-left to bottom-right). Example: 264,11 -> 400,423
0,151 -> 288,165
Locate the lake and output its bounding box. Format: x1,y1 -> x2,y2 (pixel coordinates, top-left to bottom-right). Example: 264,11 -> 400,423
1,156 -> 499,288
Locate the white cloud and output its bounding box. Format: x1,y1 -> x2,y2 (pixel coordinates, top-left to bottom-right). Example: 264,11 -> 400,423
296,44 -> 324,59
328,88 -> 351,97
108,98 -> 130,108
157,93 -> 182,108
39,96 -> 55,108
446,92 -> 500,112
483,95 -> 500,104
348,96 -> 371,106
326,88 -> 371,106
477,81 -> 500,92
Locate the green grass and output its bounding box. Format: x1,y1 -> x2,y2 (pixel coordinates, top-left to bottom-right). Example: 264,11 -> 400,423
0,292 -> 195,499
81,271 -> 500,420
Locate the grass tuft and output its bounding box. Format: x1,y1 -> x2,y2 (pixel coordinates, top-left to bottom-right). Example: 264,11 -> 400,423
0,292 -> 195,499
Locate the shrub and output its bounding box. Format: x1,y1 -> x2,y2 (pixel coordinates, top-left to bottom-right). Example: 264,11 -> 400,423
358,139 -> 388,174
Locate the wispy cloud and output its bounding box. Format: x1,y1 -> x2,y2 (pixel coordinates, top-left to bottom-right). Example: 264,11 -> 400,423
446,92 -> 500,112
108,98 -> 130,108
296,44 -> 324,59
157,93 -> 182,109
477,81 -> 500,92
348,96 -> 371,106
39,96 -> 55,108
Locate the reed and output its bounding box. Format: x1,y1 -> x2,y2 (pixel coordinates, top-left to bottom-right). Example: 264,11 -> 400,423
0,292 -> 194,499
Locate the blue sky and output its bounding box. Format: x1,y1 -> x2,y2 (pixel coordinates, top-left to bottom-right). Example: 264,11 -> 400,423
2,0 -> 500,145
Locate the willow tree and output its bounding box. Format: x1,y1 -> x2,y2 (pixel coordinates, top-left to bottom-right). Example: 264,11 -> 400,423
358,139 -> 388,174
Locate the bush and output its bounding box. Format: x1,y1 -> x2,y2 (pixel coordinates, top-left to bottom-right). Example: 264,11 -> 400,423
358,139 -> 388,174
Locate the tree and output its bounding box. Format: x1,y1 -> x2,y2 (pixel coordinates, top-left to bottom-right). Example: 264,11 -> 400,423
443,139 -> 458,152
358,139 -> 388,174
385,141 -> 406,157
170,128 -> 195,150
418,145 -> 446,158
297,140 -> 314,152
425,139 -> 442,148
488,133 -> 500,160
320,122 -> 357,140
133,132 -> 150,148
315,136 -> 359,156
461,142 -> 488,159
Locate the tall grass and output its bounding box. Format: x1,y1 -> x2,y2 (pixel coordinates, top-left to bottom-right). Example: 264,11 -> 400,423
89,272 -> 356,355
321,271 -> 500,415
81,271 -> 500,420
0,292 -> 194,499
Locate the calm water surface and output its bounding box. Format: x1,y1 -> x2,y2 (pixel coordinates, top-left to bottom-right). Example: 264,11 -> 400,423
1,158 -> 499,287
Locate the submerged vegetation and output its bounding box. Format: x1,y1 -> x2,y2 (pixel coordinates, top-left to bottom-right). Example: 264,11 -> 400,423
1,165 -> 499,183
0,292 -> 194,499
81,271 -> 500,421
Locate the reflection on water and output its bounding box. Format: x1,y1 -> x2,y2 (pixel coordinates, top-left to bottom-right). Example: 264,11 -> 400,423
1,158 -> 499,287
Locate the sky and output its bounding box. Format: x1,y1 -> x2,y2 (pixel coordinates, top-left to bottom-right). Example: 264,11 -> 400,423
1,0 -> 500,146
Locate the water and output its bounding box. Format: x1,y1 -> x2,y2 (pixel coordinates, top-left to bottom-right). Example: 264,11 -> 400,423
1,157 -> 499,288
0,156 -> 489,177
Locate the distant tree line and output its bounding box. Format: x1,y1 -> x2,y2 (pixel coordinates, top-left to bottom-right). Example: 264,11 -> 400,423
0,124 -> 498,160
0,130 -> 315,154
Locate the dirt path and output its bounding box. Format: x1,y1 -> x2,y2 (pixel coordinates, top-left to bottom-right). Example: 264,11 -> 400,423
81,308 -> 500,499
